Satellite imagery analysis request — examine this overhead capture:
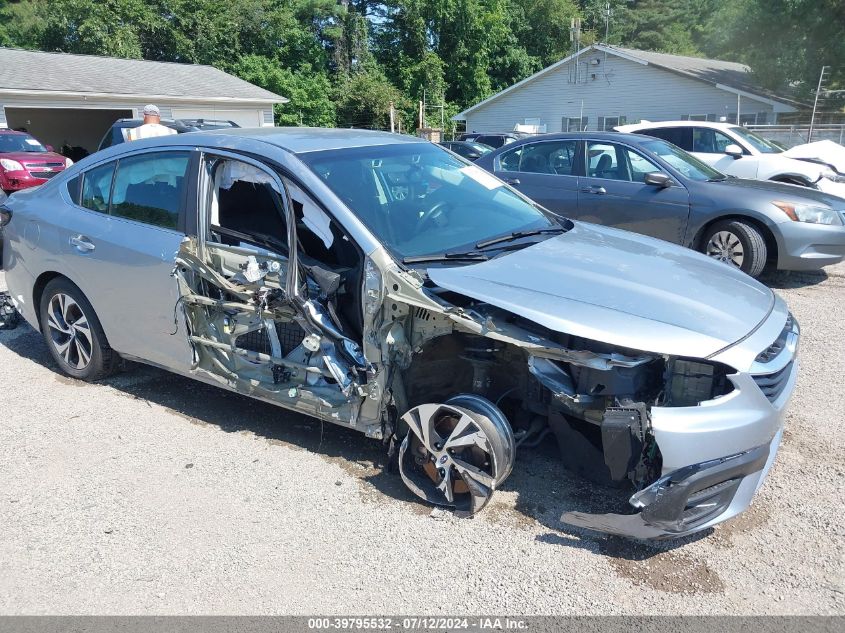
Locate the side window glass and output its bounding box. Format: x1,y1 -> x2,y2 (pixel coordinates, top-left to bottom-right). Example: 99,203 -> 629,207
111,152 -> 189,229
713,130 -> 734,153
587,142 -> 624,180
623,148 -> 661,183
80,162 -> 115,213
692,128 -> 718,153
519,141 -> 578,175
498,146 -> 522,172
210,158 -> 288,254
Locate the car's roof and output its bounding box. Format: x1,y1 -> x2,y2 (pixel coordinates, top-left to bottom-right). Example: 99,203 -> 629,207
618,120 -> 739,131
492,131 -> 654,144
0,129 -> 29,136
186,127 -> 429,154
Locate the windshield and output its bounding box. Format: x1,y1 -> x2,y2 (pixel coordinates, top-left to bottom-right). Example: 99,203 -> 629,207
728,126 -> 782,154
302,143 -> 560,259
640,139 -> 725,181
0,134 -> 48,153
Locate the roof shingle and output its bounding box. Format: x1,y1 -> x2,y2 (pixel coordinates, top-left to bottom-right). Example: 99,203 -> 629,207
0,48 -> 286,103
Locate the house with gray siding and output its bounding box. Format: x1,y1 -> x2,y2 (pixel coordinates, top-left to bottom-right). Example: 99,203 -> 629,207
454,44 -> 800,134
0,48 -> 287,154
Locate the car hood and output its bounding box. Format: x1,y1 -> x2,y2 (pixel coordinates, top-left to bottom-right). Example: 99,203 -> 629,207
702,176 -> 840,206
784,140 -> 845,174
428,222 -> 774,359
0,151 -> 66,165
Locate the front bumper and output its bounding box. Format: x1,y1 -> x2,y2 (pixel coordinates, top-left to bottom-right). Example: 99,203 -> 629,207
0,170 -> 51,192
774,217 -> 845,271
563,436 -> 779,539
562,316 -> 798,540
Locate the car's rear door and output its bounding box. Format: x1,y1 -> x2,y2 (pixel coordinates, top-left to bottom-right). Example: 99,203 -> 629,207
491,139 -> 581,218
60,148 -> 195,371
577,140 -> 690,244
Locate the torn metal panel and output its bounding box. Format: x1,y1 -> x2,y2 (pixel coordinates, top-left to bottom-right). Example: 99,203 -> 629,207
0,291 -> 19,330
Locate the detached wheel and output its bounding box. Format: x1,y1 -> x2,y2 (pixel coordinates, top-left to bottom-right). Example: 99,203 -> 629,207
398,394 -> 515,516
702,220 -> 767,277
39,278 -> 117,381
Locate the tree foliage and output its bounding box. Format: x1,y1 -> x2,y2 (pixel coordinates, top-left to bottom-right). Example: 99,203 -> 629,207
0,0 -> 841,130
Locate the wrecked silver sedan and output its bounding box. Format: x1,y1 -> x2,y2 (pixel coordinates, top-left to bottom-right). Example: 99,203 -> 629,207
0,129 -> 798,539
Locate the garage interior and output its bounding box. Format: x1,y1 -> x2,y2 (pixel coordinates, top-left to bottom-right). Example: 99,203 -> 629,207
4,107 -> 132,159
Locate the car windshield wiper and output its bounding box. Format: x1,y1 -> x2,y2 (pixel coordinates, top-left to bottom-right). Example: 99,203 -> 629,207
475,226 -> 565,250
402,251 -> 489,265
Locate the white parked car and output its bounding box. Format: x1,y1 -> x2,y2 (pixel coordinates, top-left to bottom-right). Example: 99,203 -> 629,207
617,121 -> 845,198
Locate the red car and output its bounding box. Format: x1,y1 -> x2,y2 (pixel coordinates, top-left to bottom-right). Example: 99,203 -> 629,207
0,130 -> 72,193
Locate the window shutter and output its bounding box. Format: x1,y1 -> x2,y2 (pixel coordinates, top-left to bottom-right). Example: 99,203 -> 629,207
598,116 -> 605,131
581,116 -> 588,131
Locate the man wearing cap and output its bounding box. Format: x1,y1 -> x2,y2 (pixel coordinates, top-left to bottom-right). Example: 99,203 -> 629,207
126,105 -> 178,141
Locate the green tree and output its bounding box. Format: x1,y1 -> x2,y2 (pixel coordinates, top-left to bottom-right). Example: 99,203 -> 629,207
233,55 -> 336,127
334,69 -> 410,129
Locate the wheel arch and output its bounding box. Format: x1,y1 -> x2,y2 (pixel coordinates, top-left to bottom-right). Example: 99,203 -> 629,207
692,213 -> 779,267
769,173 -> 815,187
32,271 -> 64,329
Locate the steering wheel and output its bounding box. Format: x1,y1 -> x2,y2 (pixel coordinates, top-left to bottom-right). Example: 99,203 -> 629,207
415,199 -> 451,232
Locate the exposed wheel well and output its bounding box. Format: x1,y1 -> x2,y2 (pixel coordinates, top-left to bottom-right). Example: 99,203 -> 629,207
694,215 -> 778,266
770,174 -> 813,187
32,271 -> 63,328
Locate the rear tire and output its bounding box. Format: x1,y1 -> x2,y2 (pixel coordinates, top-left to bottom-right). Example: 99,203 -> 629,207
701,220 -> 767,277
39,277 -> 117,381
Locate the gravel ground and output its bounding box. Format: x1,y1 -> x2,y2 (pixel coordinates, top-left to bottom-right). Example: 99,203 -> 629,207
0,264 -> 843,615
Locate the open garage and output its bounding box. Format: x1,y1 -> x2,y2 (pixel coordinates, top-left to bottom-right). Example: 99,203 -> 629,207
4,107 -> 132,156
0,48 -> 287,159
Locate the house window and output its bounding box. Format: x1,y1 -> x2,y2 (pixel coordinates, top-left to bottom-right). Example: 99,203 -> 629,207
598,115 -> 626,131
563,116 -> 588,132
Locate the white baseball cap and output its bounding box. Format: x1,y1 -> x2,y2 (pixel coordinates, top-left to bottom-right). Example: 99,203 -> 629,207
142,104 -> 160,116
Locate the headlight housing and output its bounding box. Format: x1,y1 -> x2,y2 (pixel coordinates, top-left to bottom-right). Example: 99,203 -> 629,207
0,159 -> 24,172
772,200 -> 842,225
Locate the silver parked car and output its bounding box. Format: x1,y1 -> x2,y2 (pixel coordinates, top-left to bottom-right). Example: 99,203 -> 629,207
0,129 -> 798,539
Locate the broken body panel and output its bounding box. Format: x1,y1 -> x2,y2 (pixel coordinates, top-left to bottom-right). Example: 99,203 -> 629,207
1,129 -> 799,540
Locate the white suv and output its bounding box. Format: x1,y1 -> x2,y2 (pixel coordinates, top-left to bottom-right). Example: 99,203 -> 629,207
617,120 -> 845,198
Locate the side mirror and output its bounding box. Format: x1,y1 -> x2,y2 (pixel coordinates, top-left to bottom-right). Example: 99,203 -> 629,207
45,145 -> 54,152
724,144 -> 743,159
467,152 -> 480,161
644,172 -> 675,188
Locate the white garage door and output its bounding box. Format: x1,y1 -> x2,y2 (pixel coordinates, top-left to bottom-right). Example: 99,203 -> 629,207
171,108 -> 263,128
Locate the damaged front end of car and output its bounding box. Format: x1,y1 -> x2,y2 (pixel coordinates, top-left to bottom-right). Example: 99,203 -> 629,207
164,147 -> 796,541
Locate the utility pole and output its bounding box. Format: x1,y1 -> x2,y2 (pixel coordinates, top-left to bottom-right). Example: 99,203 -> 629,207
604,2 -> 613,44
389,101 -> 395,133
808,65 -> 829,143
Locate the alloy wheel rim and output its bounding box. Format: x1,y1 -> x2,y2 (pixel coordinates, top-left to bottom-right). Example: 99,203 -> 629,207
398,403 -> 501,515
706,230 -> 745,268
47,293 -> 93,370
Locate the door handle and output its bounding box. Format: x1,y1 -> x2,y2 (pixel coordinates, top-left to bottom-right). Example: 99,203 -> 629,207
70,235 -> 95,252
505,178 -> 521,186
580,186 -> 607,195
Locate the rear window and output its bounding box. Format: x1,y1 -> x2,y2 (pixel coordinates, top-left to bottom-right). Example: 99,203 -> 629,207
81,162 -> 116,213
110,152 -> 189,229
638,127 -> 693,151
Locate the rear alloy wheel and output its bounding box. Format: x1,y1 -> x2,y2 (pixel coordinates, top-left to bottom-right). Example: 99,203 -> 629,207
39,278 -> 117,381
702,220 -> 767,277
398,394 -> 515,516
